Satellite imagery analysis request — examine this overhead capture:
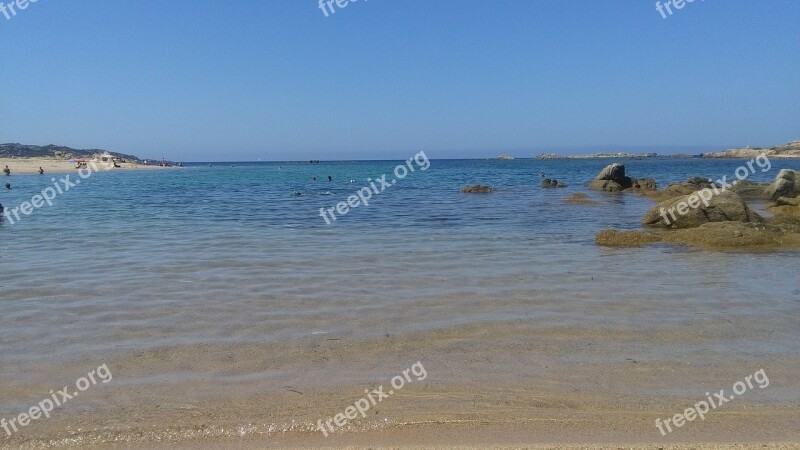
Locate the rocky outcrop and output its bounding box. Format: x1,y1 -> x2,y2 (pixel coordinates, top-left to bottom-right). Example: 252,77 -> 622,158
461,185 -> 494,193
768,195 -> 800,225
647,176 -> 717,201
631,178 -> 657,191
597,222 -> 800,250
596,229 -> 661,246
541,178 -> 567,188
767,169 -> 800,201
776,196 -> 800,207
728,180 -> 769,200
642,190 -> 761,229
588,163 -> 631,192
588,164 -> 656,193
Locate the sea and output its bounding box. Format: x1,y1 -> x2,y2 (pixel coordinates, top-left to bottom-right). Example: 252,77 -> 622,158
1,157 -> 799,447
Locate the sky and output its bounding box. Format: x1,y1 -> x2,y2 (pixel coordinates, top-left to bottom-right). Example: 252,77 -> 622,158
0,0 -> 798,161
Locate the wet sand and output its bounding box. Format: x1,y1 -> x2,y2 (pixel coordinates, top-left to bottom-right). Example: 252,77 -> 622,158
1,319 -> 797,449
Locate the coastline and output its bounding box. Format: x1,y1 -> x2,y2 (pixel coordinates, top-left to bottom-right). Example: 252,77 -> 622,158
0,157 -> 175,175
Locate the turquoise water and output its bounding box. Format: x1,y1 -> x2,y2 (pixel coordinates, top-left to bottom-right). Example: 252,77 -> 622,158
1,157 -> 799,352
1,158 -> 799,445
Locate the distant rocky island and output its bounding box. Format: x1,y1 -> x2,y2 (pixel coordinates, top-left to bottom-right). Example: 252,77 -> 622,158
0,143 -> 143,162
537,140 -> 800,159
701,140 -> 800,159
537,152 -> 660,160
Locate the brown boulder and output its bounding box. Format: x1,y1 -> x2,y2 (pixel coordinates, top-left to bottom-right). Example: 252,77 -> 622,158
589,163 -> 633,192
728,180 -> 769,200
767,169 -> 800,201
647,176 -> 717,201
642,190 -> 762,229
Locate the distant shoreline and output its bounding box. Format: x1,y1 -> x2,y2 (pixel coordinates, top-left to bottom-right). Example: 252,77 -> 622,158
0,157 -> 175,175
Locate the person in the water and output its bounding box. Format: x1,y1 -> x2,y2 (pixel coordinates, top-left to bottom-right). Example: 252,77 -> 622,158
328,176 -> 332,181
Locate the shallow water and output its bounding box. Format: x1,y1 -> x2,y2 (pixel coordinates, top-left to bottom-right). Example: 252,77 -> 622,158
1,158 -> 799,447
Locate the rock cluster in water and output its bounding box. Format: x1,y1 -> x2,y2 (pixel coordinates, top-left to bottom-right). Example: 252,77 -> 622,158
590,165 -> 800,250
587,163 -> 657,192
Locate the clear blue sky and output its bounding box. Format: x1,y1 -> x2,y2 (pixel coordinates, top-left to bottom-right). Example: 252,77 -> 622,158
1,0 -> 798,161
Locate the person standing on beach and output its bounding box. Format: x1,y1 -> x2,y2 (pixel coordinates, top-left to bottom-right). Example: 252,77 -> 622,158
3,166 -> 10,176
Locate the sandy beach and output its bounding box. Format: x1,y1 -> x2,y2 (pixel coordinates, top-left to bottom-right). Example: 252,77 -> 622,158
0,158 -> 173,175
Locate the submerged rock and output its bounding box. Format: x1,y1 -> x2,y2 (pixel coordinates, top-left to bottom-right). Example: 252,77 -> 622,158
642,190 -> 761,229
565,193 -> 600,205
461,185 -> 495,193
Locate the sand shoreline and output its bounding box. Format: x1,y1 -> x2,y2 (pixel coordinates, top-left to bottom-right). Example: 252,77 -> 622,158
0,157 -> 175,175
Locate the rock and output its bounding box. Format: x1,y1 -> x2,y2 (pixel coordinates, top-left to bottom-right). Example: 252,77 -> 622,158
776,196 -> 800,207
596,229 -> 662,246
642,190 -> 762,229
631,178 -> 657,191
461,185 -> 494,193
767,169 -> 800,201
662,222 -> 800,249
595,163 -> 626,182
597,222 -> 800,250
767,198 -> 800,225
728,180 -> 769,200
589,163 -> 633,192
588,179 -> 624,192
565,193 -> 600,205
646,176 -> 719,201
542,178 -> 567,188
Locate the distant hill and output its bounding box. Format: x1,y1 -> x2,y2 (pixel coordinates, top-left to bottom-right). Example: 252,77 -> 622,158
0,143 -> 142,162
702,140 -> 800,159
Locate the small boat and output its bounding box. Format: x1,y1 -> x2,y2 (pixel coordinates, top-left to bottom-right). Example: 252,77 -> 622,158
498,154 -> 515,160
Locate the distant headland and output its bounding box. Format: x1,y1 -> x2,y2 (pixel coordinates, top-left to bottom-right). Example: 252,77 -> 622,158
0,143 -> 144,162
536,140 -> 800,160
